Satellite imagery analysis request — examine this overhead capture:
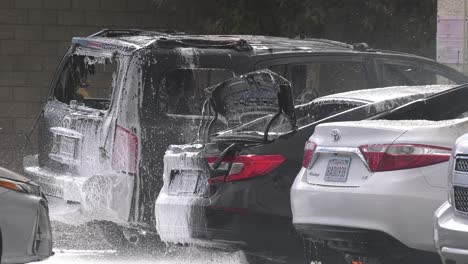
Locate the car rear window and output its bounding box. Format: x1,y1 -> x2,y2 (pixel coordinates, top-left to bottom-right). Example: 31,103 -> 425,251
215,99 -> 363,139
54,54 -> 117,110
159,68 -> 235,115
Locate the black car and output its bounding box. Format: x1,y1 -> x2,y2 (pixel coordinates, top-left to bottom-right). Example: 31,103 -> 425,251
155,69 -> 459,264
23,29 -> 467,247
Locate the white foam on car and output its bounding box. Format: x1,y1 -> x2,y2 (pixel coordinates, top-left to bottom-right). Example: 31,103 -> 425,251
315,85 -> 455,103
155,144 -> 210,245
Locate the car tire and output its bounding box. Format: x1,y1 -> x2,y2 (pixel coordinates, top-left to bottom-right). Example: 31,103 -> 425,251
88,220 -> 164,252
88,220 -> 130,249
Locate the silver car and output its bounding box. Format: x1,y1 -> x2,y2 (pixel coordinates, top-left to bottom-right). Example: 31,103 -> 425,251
0,167 -> 53,264
435,133 -> 468,264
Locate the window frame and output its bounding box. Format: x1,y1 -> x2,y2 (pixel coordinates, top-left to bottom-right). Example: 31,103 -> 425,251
374,57 -> 468,86
48,47 -> 122,112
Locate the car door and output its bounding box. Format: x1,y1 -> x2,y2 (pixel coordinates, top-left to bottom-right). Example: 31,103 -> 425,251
39,47 -> 122,178
255,55 -> 378,105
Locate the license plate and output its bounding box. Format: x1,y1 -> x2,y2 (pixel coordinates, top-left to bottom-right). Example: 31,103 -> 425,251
324,157 -> 352,182
60,136 -> 76,156
168,170 -> 200,195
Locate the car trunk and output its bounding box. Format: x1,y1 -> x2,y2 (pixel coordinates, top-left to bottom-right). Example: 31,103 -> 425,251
305,120 -> 454,187
38,51 -> 120,177
163,144 -> 211,197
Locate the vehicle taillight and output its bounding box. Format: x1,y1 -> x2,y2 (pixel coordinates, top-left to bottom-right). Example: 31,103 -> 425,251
112,125 -> 138,174
302,141 -> 317,168
205,155 -> 285,184
359,144 -> 451,172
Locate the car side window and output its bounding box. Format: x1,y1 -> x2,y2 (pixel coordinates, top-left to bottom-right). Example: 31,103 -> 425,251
159,68 -> 235,115
54,54 -> 117,110
381,63 -> 457,86
269,62 -> 368,105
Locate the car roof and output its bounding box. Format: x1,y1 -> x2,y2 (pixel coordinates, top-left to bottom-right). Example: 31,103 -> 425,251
311,85 -> 457,105
69,29 -> 432,60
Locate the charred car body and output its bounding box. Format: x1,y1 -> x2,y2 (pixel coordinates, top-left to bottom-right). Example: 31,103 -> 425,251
0,167 -> 53,264
23,29 -> 468,243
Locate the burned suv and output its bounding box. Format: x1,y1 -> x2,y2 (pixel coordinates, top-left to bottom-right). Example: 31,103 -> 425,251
23,29 -> 467,242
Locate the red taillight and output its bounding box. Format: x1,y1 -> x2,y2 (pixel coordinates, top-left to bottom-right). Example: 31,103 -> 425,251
359,144 -> 451,172
205,155 -> 285,184
112,125 -> 138,173
302,141 -> 317,168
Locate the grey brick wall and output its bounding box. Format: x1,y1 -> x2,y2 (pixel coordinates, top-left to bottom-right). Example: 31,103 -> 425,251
0,0 -> 192,172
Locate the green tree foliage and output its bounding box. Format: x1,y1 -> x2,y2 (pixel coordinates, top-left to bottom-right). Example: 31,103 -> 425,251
155,0 -> 436,58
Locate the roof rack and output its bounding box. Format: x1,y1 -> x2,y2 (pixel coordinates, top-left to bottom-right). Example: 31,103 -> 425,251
352,42 -> 375,52
155,37 -> 253,51
291,36 -> 352,48
88,29 -> 186,38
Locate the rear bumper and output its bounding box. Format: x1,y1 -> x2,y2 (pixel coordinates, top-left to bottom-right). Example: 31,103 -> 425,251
23,155 -> 87,201
155,192 -> 211,245
291,167 -> 446,253
155,192 -> 249,249
435,201 -> 468,264
155,192 -> 301,254
23,155 -> 134,224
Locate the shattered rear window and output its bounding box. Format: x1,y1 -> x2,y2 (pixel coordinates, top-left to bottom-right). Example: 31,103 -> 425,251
159,68 -> 234,115
54,54 -> 117,110
215,99 -> 363,139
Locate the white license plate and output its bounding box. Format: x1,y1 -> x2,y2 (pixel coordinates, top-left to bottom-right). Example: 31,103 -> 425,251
168,171 -> 200,195
324,157 -> 352,182
60,136 -> 76,156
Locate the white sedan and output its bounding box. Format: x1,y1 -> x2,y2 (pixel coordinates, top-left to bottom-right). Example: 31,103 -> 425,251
0,167 -> 53,263
291,84 -> 468,263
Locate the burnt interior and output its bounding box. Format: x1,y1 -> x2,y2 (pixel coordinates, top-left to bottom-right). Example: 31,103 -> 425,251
54,54 -> 117,111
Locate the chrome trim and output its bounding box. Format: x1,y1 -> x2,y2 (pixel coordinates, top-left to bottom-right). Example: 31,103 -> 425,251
453,171 -> 468,186
454,155 -> 468,173
453,184 -> 468,216
313,146 -> 370,172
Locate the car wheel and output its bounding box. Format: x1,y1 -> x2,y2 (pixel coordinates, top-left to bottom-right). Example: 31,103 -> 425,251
88,220 -> 164,252
88,220 -> 129,249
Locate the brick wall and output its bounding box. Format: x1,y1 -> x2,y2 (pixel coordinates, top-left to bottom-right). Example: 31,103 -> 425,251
0,0 -> 193,172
